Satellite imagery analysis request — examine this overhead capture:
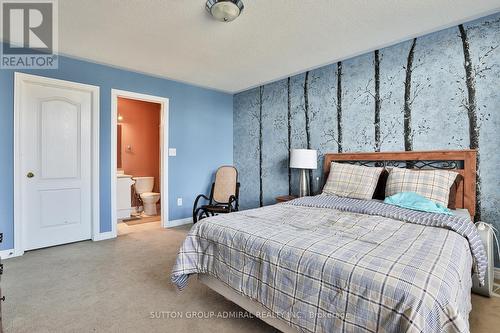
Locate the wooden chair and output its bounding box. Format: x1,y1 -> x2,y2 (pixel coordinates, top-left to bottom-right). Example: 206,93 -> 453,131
192,166 -> 240,223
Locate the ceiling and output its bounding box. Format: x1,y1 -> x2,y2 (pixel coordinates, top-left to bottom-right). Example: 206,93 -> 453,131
56,0 -> 500,93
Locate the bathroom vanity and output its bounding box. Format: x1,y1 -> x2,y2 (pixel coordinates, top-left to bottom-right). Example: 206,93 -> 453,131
117,173 -> 135,219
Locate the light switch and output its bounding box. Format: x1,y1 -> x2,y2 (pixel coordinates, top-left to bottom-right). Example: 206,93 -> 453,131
177,197 -> 183,206
169,148 -> 177,156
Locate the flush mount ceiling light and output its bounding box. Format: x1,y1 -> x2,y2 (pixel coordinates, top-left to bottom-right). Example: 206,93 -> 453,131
206,0 -> 244,22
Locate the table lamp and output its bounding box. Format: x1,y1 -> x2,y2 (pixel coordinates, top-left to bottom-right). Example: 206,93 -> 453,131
290,149 -> 317,197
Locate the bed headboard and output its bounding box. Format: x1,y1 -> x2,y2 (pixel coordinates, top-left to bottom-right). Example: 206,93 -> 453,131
323,150 -> 477,217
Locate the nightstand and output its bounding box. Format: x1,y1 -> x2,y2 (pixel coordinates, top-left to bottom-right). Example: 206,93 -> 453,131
276,195 -> 297,203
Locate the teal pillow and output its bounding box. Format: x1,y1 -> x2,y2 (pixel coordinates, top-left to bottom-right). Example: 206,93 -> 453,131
384,192 -> 453,215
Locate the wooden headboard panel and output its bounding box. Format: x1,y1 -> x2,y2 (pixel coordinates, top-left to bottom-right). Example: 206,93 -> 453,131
323,150 -> 477,217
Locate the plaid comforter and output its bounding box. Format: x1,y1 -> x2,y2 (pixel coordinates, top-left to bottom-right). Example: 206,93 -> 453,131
171,195 -> 486,333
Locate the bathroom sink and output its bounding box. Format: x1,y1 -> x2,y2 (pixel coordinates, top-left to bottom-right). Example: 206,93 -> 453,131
117,174 -> 133,178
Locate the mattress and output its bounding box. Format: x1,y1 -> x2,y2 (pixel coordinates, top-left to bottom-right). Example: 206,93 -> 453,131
172,195 -> 486,333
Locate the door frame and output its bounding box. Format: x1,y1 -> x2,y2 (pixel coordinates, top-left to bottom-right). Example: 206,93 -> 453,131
13,72 -> 100,256
110,89 -> 169,232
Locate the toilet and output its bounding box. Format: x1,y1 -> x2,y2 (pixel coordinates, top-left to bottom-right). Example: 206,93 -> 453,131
133,176 -> 160,216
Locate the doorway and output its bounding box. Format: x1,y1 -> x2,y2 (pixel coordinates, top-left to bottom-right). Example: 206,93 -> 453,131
14,73 -> 100,255
111,90 -> 169,236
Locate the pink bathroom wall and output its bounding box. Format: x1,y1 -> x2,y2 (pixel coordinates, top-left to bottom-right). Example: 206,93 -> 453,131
118,97 -> 161,193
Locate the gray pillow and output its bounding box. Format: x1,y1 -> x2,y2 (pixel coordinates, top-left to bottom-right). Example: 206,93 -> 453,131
385,167 -> 459,207
323,162 -> 384,200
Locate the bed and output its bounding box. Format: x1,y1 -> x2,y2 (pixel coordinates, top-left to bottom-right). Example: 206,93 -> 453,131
171,150 -> 487,333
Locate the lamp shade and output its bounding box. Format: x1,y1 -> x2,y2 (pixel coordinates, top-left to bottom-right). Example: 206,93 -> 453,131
290,149 -> 317,169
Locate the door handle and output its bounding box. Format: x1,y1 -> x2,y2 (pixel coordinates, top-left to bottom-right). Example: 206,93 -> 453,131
27,172 -> 35,178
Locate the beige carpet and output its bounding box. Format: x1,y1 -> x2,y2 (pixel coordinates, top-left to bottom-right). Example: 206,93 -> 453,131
2,222 -> 499,333
123,215 -> 161,226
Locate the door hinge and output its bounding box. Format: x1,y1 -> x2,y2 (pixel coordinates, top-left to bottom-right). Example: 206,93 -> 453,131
0,263 -> 3,275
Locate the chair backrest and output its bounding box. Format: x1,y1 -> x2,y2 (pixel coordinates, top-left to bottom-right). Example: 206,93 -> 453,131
213,166 -> 238,203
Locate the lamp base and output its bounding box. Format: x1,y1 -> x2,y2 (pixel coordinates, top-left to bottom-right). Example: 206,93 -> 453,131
298,169 -> 310,197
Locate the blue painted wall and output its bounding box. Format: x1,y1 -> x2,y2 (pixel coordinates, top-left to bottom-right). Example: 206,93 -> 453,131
234,14 -> 500,263
0,49 -> 233,250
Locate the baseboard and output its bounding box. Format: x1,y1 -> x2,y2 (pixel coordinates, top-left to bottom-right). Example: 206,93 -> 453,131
0,232 -> 117,258
167,217 -> 192,228
92,231 -> 116,241
0,248 -> 19,260
494,268 -> 500,281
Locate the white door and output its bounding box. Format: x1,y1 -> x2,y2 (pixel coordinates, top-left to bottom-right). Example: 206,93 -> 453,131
18,76 -> 95,250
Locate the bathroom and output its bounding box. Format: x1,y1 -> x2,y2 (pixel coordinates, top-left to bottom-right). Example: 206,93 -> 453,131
116,97 -> 162,225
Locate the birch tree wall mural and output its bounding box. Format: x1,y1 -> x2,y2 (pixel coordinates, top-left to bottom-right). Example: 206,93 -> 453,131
323,62 -> 344,152
374,50 -> 381,151
303,71 -> 314,188
233,13 -> 500,261
458,24 -> 481,219
336,62 -> 343,153
258,85 -> 264,207
287,77 -> 292,195
403,38 -> 417,151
